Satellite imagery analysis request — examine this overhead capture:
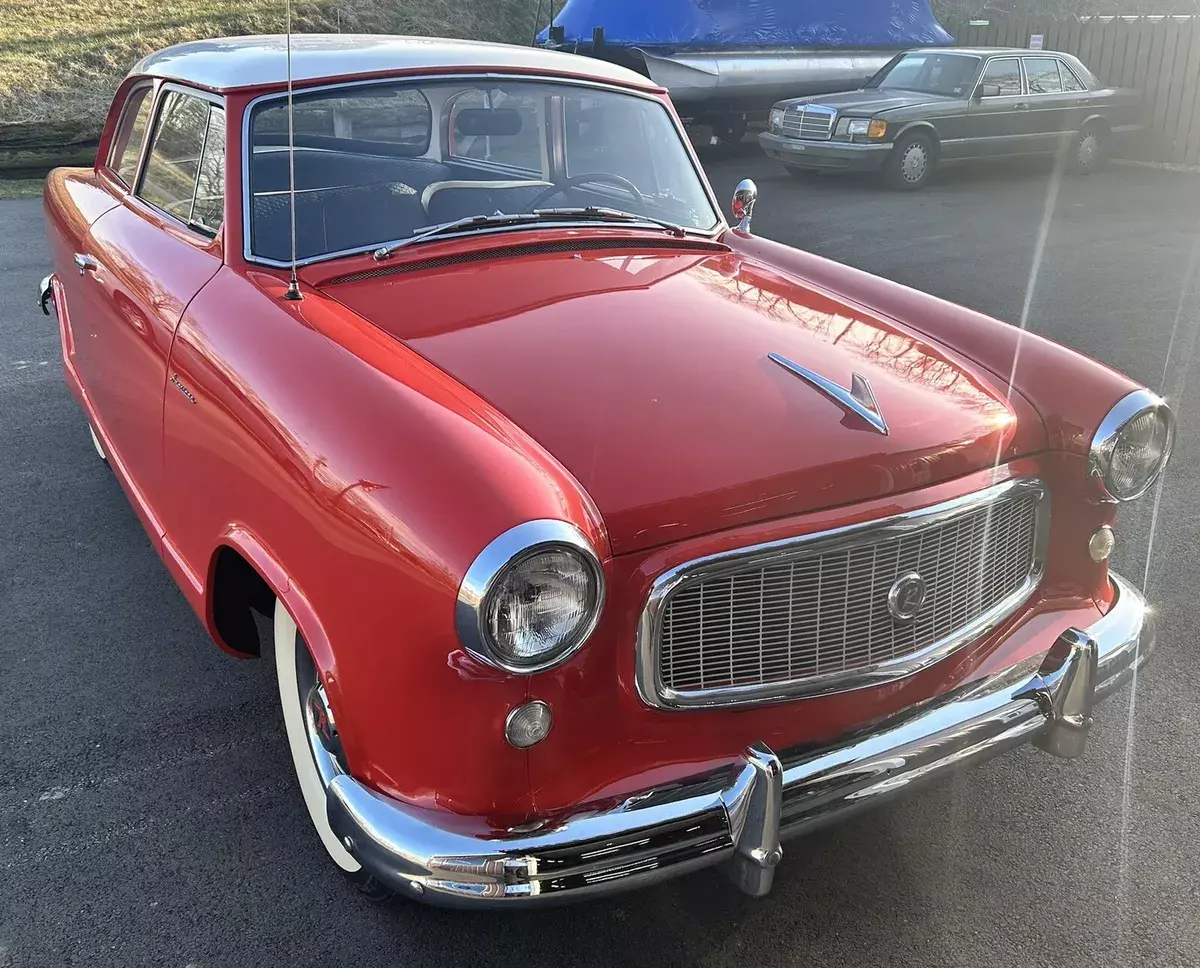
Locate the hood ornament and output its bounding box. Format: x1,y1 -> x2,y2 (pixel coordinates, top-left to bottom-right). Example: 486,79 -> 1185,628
768,352 -> 889,436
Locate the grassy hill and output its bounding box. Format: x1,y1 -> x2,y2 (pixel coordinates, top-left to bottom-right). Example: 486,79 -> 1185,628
0,0 -> 554,168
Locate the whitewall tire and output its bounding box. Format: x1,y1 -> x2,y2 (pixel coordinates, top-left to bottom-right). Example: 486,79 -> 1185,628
274,599 -> 392,898
89,424 -> 107,462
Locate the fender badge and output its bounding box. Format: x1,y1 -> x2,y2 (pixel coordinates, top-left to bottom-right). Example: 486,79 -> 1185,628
768,352 -> 888,435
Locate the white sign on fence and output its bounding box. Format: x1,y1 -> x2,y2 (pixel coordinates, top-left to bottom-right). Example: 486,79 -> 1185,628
1029,33 -> 1045,50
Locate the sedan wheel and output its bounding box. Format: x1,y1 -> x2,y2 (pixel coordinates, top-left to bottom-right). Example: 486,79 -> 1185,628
884,135 -> 935,191
1070,127 -> 1107,175
273,599 -> 393,900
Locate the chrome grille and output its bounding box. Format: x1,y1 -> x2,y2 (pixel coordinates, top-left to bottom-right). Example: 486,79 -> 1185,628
640,480 -> 1048,709
780,105 -> 836,141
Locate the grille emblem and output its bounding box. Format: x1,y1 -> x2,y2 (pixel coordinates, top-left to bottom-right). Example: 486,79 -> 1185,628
887,572 -> 927,622
768,353 -> 888,435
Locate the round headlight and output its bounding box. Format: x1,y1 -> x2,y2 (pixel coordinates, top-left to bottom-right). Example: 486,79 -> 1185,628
456,521 -> 604,673
1089,390 -> 1174,501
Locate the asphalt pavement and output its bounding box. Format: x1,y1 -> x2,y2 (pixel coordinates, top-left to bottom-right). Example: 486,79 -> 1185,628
2,151 -> 1199,968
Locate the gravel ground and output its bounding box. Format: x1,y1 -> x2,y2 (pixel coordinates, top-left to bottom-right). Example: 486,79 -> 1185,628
2,150 -> 1199,968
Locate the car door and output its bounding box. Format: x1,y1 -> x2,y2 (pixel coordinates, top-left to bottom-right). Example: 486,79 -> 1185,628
1022,56 -> 1071,153
964,56 -> 1028,157
57,83 -> 153,389
79,85 -> 225,520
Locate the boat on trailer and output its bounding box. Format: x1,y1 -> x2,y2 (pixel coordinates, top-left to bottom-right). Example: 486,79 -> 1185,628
540,0 -> 955,143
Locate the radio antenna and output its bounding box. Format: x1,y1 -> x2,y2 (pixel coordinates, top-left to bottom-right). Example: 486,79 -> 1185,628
530,0 -> 546,45
283,0 -> 303,301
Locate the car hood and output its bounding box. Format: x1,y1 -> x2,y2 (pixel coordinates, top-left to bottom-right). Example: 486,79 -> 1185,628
326,242 -> 1043,555
781,89 -> 947,114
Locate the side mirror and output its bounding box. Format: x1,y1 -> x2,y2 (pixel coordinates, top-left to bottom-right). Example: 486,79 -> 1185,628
975,83 -> 1002,100
731,178 -> 758,234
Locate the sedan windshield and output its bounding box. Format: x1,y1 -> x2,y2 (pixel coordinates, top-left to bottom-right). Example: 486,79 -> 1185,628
869,52 -> 982,98
246,78 -> 719,264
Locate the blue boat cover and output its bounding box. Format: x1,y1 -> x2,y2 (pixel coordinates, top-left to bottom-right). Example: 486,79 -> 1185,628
539,0 -> 953,49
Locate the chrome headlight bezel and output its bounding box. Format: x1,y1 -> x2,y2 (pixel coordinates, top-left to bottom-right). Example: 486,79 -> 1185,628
769,107 -> 786,132
1088,389 -> 1175,501
455,520 -> 605,674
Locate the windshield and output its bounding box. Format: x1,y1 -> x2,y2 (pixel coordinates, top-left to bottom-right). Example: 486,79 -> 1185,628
869,52 -> 982,97
246,78 -> 719,264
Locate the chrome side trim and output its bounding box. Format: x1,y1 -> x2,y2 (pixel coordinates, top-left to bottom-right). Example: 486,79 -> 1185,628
240,73 -> 726,269
455,519 -> 605,675
1088,388 -> 1175,501
635,477 -> 1050,710
321,572 -> 1152,906
768,351 -> 889,435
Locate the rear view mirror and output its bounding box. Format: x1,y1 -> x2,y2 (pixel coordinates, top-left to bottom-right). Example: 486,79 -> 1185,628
976,83 -> 1003,100
454,108 -> 522,137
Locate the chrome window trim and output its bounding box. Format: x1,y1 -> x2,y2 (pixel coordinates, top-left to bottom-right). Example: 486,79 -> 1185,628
240,73 -> 726,269
635,477 -> 1051,711
1088,388 -> 1175,502
455,519 -> 606,675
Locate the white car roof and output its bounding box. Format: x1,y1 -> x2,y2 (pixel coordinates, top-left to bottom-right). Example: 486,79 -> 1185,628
131,34 -> 658,93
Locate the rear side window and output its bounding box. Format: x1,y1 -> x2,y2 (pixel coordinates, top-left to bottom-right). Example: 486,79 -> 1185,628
1024,58 -> 1063,94
981,58 -> 1023,96
109,87 -> 153,186
1059,62 -> 1086,92
139,90 -> 226,237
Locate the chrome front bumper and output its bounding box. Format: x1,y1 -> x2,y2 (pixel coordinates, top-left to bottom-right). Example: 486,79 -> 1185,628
320,572 -> 1152,907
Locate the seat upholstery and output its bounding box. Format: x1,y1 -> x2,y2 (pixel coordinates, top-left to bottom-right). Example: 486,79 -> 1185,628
423,181 -> 553,225
252,182 -> 425,262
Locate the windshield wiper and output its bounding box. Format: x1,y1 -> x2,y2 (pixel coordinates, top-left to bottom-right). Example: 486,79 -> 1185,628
534,207 -> 689,238
372,207 -> 689,261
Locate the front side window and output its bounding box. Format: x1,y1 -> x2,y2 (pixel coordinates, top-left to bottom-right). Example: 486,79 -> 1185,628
246,78 -> 718,265
980,58 -> 1023,96
1025,58 -> 1063,94
872,53 -> 981,98
139,90 -> 226,237
109,87 -> 153,186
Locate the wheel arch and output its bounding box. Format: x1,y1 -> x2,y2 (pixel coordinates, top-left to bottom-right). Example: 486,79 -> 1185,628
891,121 -> 941,156
1080,112 -> 1112,134
204,527 -> 337,681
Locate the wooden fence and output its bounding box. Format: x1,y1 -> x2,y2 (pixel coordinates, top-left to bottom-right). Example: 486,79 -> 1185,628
949,16 -> 1200,165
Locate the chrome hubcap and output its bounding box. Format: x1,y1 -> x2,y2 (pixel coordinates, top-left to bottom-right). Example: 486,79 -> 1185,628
902,144 -> 927,182
1078,134 -> 1098,166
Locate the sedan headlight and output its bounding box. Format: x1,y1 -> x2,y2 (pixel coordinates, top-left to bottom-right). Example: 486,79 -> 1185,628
1089,389 -> 1175,501
456,520 -> 605,673
769,107 -> 785,132
835,118 -> 887,139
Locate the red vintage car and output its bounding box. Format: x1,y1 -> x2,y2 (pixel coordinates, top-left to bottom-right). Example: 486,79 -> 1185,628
40,35 -> 1172,906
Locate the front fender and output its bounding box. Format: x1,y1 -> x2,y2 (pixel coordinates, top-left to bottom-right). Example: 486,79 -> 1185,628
165,266 -> 608,825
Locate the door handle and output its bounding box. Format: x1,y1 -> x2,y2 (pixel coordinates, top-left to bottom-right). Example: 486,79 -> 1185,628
1015,102 -> 1030,111
73,253 -> 99,276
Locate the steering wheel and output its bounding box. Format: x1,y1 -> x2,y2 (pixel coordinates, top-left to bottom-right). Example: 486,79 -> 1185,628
526,172 -> 647,211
